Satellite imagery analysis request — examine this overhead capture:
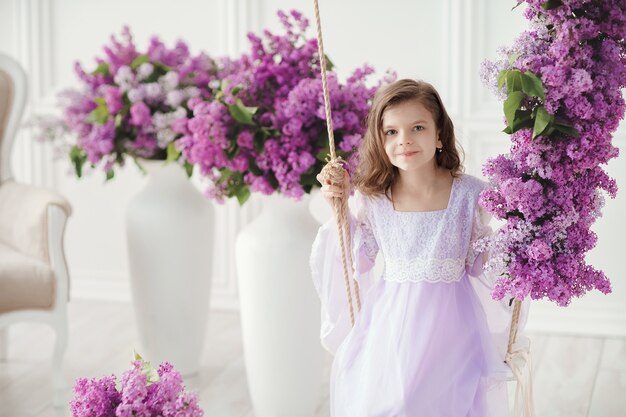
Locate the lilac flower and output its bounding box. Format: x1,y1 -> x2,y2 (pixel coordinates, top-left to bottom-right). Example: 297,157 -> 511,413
479,0 -> 625,306
70,375 -> 120,417
130,101 -> 152,127
32,27 -> 218,179
70,357 -> 203,417
181,10 -> 394,204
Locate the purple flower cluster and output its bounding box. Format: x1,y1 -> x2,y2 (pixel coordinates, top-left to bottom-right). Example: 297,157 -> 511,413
178,10 -> 394,203
70,359 -> 203,417
35,27 -> 217,179
478,0 -> 624,306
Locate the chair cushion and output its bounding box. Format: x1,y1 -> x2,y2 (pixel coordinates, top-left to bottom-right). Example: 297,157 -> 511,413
0,241 -> 55,313
0,181 -> 71,264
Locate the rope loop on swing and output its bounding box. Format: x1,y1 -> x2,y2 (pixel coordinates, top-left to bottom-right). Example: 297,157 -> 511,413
313,0 -> 361,326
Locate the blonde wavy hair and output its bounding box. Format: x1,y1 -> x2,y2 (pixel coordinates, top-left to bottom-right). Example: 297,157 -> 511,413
353,79 -> 464,197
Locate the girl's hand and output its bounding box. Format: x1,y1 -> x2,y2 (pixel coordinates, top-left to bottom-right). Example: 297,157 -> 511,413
316,171 -> 350,208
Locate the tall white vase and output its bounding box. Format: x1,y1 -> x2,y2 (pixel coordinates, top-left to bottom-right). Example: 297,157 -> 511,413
126,161 -> 214,376
236,194 -> 324,417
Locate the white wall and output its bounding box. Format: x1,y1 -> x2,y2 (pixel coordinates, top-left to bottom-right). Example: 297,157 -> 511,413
1,0 -> 624,336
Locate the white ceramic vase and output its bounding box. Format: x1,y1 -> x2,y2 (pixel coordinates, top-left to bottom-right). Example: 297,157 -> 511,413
126,161 -> 214,376
235,194 -> 324,417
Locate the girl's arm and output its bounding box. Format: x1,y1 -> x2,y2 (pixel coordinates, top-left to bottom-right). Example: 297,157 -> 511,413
310,192 -> 379,354
466,205 -> 493,278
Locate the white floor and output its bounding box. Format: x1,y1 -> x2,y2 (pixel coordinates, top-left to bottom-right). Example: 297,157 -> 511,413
0,300 -> 625,417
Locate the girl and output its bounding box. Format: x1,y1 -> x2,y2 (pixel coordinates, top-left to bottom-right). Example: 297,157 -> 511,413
310,79 -> 528,416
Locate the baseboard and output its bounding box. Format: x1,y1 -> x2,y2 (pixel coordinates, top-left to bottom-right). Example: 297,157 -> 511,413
69,271 -> 241,311
525,300 -> 626,337
70,272 -> 626,337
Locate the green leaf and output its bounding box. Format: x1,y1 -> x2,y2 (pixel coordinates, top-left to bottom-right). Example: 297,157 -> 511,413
541,0 -> 562,10
91,62 -> 110,76
220,168 -> 235,180
510,109 -> 534,133
497,70 -> 508,91
130,54 -> 150,70
86,97 -> 109,125
503,91 -> 525,129
231,86 -> 242,96
508,52 -> 521,66
114,113 -> 123,128
253,131 -> 265,154
511,1 -> 524,10
228,99 -> 257,126
505,70 -> 524,94
316,147 -> 330,161
235,185 -> 251,206
248,160 -> 263,176
69,146 -> 87,178
132,157 -> 147,175
153,61 -> 172,74
133,351 -> 160,384
324,54 -> 335,71
300,170 -> 319,186
553,123 -> 580,137
105,169 -> 115,181
184,161 -> 194,177
532,106 -> 554,139
521,72 -> 545,100
166,142 -> 181,162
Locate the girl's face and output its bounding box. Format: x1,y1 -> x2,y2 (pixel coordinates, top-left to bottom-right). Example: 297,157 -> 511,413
381,99 -> 442,173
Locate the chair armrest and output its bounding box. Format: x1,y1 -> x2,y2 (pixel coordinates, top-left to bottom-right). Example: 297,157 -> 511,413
0,180 -> 71,264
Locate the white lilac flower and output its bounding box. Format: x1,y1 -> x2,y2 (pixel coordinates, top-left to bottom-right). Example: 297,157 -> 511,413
153,112 -> 169,130
172,107 -> 186,119
114,65 -> 134,91
159,71 -> 179,91
184,86 -> 201,98
157,129 -> 176,148
166,90 -> 185,107
127,87 -> 145,103
137,62 -> 154,80
144,82 -> 163,100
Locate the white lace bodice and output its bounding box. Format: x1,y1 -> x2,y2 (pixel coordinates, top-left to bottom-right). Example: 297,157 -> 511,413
352,173 -> 491,284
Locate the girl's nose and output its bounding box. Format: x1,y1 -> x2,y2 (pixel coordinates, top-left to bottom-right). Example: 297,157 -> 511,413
399,132 -> 413,146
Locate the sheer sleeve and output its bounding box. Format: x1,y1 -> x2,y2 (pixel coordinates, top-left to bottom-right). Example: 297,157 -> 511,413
310,192 -> 379,354
352,192 -> 379,275
465,201 -> 531,371
466,205 -> 493,278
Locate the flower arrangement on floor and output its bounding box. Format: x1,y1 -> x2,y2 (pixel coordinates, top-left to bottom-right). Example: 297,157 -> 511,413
33,27 -> 219,179
479,0 -> 625,306
175,10 -> 395,203
70,353 -> 203,417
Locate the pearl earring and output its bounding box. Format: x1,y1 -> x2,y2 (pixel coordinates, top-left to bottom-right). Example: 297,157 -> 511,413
437,147 -> 443,153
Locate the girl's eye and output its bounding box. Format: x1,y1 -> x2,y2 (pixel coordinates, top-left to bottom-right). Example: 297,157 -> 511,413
384,129 -> 397,136
413,125 -> 424,131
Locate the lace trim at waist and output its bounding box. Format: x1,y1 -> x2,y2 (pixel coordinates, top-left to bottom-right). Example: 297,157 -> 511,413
383,256 -> 465,283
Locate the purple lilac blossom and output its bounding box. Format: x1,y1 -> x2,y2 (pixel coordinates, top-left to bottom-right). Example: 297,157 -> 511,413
34,26 -> 218,177
70,360 -> 203,417
180,9 -> 394,202
478,0 -> 624,306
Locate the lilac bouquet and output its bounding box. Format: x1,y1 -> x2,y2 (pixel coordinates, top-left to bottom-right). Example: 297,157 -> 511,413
34,27 -> 218,180
176,10 -> 394,204
70,353 -> 203,417
479,0 -> 625,306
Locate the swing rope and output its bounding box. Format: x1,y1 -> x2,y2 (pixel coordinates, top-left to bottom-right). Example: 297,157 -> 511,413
313,0 -> 361,327
312,2 -> 533,414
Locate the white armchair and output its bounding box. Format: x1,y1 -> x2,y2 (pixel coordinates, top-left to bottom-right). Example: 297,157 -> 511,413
0,53 -> 72,406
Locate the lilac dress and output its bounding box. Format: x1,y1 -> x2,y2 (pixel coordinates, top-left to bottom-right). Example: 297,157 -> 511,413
310,173 -> 527,417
